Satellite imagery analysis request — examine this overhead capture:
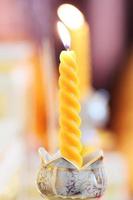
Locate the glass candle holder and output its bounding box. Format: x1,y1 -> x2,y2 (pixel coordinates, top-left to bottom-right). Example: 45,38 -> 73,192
36,151 -> 107,200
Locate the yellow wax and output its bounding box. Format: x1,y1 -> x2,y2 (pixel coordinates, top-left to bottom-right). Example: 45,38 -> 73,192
69,22 -> 91,99
59,50 -> 83,168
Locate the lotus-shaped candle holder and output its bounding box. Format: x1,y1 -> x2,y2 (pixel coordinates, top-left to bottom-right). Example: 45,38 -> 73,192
36,148 -> 107,200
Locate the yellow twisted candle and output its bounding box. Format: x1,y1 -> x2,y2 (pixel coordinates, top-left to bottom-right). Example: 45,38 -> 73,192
59,50 -> 83,168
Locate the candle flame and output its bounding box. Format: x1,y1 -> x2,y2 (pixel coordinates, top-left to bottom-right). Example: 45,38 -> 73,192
57,21 -> 71,49
57,4 -> 84,30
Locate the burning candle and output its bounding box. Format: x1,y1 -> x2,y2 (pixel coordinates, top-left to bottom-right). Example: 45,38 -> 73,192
58,4 -> 91,99
57,22 -> 83,168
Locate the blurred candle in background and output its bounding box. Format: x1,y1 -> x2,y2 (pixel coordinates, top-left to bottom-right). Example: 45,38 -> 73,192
41,40 -> 57,153
32,49 -> 48,150
58,4 -> 91,99
111,49 -> 133,193
29,0 -> 57,152
87,0 -> 126,88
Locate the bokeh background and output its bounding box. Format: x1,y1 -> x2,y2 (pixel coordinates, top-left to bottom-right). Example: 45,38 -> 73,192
0,0 -> 133,199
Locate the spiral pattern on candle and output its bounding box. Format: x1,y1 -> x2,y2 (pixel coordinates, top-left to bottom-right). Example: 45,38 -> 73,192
59,51 -> 83,168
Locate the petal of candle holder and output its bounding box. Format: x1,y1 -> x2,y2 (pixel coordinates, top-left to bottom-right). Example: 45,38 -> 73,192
38,147 -> 52,164
82,150 -> 104,169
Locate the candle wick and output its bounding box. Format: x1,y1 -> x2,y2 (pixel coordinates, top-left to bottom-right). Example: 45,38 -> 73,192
65,44 -> 70,51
